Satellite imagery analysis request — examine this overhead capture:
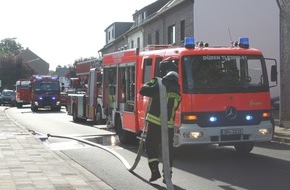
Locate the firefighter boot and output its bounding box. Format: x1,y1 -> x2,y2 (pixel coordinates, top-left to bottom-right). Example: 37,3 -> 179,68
149,161 -> 161,182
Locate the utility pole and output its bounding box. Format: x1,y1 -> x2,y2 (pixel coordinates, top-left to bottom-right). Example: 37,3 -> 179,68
276,0 -> 290,129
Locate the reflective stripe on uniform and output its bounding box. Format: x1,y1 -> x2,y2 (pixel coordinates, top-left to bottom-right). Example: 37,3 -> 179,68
145,92 -> 181,128
148,158 -> 159,163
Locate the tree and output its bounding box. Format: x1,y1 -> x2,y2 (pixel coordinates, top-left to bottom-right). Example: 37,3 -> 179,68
0,38 -> 35,90
0,38 -> 23,57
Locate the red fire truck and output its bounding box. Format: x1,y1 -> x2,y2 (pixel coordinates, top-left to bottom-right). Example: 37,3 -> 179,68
15,79 -> 31,108
67,59 -> 106,124
102,37 -> 278,153
30,75 -> 62,112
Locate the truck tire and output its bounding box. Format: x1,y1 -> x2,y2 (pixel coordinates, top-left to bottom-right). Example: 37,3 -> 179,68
53,106 -> 61,112
94,105 -> 104,125
16,103 -> 22,108
115,116 -> 136,144
31,105 -> 38,112
72,104 -> 80,122
234,142 -> 254,154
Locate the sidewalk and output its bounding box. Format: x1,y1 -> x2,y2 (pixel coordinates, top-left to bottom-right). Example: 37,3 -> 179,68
272,110 -> 290,144
274,125 -> 290,144
0,108 -> 113,190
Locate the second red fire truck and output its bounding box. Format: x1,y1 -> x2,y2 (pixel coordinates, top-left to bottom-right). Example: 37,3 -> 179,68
67,59 -> 106,124
15,79 -> 31,108
101,36 -> 278,154
30,75 -> 62,112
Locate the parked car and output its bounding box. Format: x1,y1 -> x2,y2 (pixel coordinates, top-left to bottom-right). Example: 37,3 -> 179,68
0,89 -> 16,107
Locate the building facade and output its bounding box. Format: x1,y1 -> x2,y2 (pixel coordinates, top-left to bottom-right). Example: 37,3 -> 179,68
17,48 -> 49,75
99,0 -> 194,55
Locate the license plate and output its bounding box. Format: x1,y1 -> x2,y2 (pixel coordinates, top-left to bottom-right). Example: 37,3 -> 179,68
221,128 -> 243,135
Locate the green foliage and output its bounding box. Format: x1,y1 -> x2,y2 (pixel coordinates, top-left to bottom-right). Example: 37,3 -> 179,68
0,38 -> 35,90
0,56 -> 35,90
0,38 -> 23,57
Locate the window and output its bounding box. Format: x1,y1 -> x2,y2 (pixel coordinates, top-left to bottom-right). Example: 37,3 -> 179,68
143,58 -> 153,84
112,27 -> 115,39
168,25 -> 176,44
137,37 -> 140,49
155,30 -> 160,45
104,67 -> 117,109
180,20 -> 185,41
181,55 -> 267,93
131,40 -> 134,48
154,57 -> 163,77
143,11 -> 147,21
148,34 -> 152,45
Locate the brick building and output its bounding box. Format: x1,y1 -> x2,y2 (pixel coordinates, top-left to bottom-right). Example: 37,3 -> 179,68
99,0 -> 194,55
17,48 -> 49,75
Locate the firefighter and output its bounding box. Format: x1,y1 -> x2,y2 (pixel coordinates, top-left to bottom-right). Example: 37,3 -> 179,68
139,59 -> 181,182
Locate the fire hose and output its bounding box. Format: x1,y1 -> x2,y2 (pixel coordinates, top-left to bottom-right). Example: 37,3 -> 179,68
48,78 -> 174,190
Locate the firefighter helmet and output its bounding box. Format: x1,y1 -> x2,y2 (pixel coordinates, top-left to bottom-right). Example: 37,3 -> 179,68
163,71 -> 179,82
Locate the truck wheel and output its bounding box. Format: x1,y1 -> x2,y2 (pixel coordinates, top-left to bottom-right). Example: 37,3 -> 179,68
234,142 -> 254,154
94,105 -> 103,125
53,106 -> 61,111
31,105 -> 38,112
17,103 -> 22,108
72,105 -> 79,122
115,116 -> 136,144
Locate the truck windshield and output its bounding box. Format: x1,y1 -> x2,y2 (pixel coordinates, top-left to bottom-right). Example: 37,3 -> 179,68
182,55 -> 269,93
33,82 -> 60,93
18,81 -> 30,90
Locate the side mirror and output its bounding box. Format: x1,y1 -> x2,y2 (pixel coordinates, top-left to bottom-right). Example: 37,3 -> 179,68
265,58 -> 278,88
271,65 -> 277,82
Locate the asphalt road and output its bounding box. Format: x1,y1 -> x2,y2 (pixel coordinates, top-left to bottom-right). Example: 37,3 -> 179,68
6,106 -> 290,190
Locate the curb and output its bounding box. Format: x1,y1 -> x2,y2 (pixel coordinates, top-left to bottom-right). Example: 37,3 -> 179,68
272,135 -> 290,144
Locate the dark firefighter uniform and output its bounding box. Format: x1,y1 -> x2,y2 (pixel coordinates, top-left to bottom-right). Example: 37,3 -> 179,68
139,71 -> 181,182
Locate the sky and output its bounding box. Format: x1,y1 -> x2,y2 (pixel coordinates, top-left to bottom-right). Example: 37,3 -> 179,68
0,0 -> 280,81
0,0 -> 156,70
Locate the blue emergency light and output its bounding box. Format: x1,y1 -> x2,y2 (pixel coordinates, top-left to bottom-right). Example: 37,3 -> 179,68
239,37 -> 249,48
209,116 -> 217,123
51,76 -> 58,80
184,37 -> 195,49
36,76 -> 43,80
245,115 -> 253,121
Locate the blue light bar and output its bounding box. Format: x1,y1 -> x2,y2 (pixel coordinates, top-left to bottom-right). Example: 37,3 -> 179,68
239,37 -> 249,48
51,76 -> 58,80
36,76 -> 42,80
52,96 -> 56,100
39,96 -> 43,100
184,37 -> 195,49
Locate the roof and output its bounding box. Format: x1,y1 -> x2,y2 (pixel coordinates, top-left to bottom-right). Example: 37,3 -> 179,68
55,67 -> 70,77
16,48 -> 49,75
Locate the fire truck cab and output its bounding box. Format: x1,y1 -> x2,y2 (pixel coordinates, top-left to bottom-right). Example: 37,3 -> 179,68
30,75 -> 62,112
102,37 -> 278,154
15,79 -> 31,108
